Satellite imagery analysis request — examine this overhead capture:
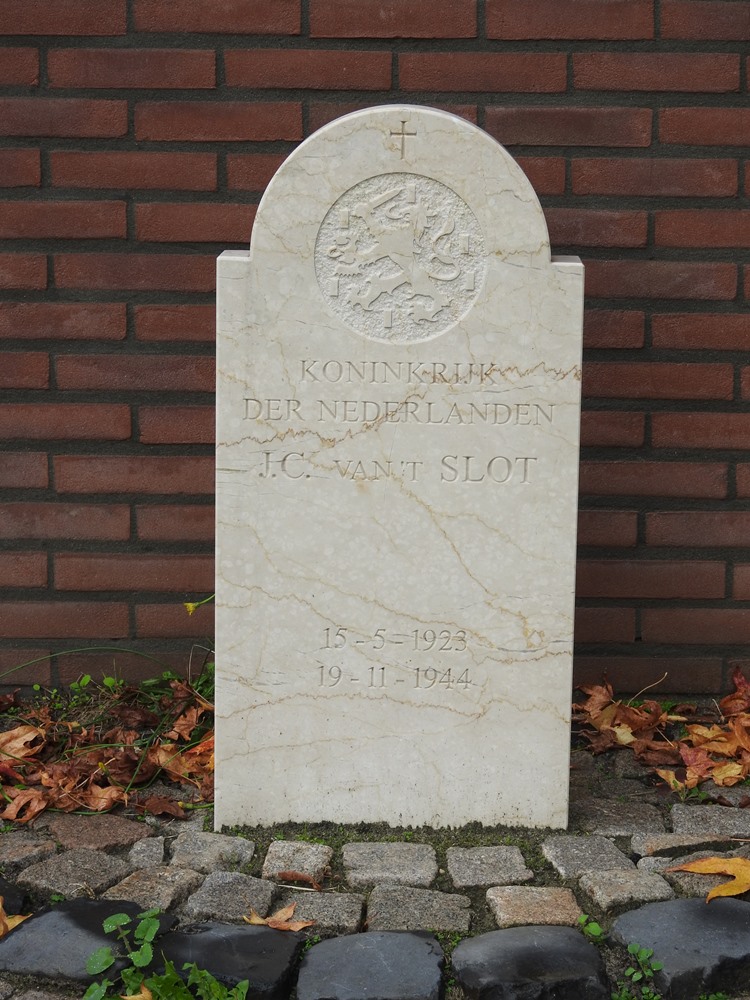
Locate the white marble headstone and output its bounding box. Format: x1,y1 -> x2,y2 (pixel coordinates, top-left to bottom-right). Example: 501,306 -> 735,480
215,106 -> 583,830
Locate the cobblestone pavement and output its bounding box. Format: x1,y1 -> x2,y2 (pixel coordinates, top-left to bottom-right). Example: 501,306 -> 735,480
1,753 -> 750,999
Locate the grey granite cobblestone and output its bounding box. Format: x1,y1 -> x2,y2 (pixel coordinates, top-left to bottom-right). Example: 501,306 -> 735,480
262,840 -> 332,883
542,834 -> 634,878
102,865 -> 203,910
0,834 -> 55,874
367,885 -> 471,932
446,845 -> 532,888
182,870 -> 275,921
169,830 -> 255,873
342,842 -> 437,888
17,849 -> 131,899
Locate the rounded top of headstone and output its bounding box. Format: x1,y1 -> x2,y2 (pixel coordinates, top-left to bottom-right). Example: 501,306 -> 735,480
251,106 -> 552,344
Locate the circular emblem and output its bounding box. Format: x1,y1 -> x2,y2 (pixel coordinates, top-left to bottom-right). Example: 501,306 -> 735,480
314,173 -> 487,344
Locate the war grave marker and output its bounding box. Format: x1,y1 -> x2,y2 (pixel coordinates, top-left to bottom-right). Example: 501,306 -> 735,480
215,106 -> 584,829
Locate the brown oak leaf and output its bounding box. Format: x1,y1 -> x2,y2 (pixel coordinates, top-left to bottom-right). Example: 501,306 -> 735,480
667,856 -> 750,902
244,902 -> 315,932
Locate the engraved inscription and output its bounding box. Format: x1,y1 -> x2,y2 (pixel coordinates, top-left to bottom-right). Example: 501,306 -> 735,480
318,664 -> 472,690
315,173 -> 487,343
316,624 -> 473,694
323,626 -> 467,651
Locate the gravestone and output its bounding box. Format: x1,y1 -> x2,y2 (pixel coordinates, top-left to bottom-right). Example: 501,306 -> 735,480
215,106 -> 583,830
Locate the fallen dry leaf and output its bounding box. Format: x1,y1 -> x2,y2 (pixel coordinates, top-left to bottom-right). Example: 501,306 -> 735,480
243,902 -> 315,932
0,786 -> 48,824
720,665 -> 750,717
0,896 -> 30,938
667,856 -> 750,902
120,984 -> 153,1000
135,795 -> 187,819
0,725 -> 44,762
276,870 -> 323,891
166,704 -> 205,741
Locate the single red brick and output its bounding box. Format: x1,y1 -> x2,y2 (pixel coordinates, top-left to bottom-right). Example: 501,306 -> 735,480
0,353 -> 48,389
226,49 -> 391,89
135,102 -> 302,142
652,313 -> 750,350
136,602 -> 214,638
0,150 -> 40,188
577,510 -> 638,548
643,609 -> 750,645
135,203 -> 255,243
0,503 -> 129,541
653,413 -> 750,449
0,254 -> 46,290
733,566 -> 750,601
583,362 -> 732,400
579,461 -> 727,498
134,0 -> 300,34
572,157 -> 738,197
139,406 -> 215,444
55,254 -> 215,292
662,0 -> 750,39
655,210 -> 750,248
48,49 -> 215,90
0,0 -> 125,34
0,302 -> 126,341
661,108 -> 750,145
52,151 -> 217,191
0,454 -> 48,489
574,607 -> 636,643
585,261 -> 737,300
54,456 -> 214,495
226,154 -> 284,191
0,99 -> 126,138
577,559 -> 725,599
307,102 -> 478,133
0,554 -> 47,589
580,411 -> 645,447
0,404 -> 130,441
574,53 -> 739,92
0,649 -> 53,688
0,201 -> 125,239
399,53 -> 565,92
134,305 -> 215,343
574,656 -> 723,695
515,157 -> 565,195
56,355 -> 214,392
583,310 -> 645,349
647,511 -> 750,547
485,106 -> 651,146
136,505 -> 215,542
546,208 -> 647,248
739,465 -> 750,496
310,0 -> 476,37
0,602 -> 129,640
486,0 -> 653,38
56,554 -> 214,592
0,48 -> 39,86
742,368 -> 750,399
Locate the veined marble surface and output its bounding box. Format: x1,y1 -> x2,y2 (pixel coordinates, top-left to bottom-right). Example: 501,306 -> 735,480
215,106 -> 584,830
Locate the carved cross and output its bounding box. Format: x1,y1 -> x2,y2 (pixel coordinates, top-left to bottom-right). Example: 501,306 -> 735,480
390,120 -> 417,158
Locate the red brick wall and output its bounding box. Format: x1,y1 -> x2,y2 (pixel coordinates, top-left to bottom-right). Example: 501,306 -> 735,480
0,0 -> 747,695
